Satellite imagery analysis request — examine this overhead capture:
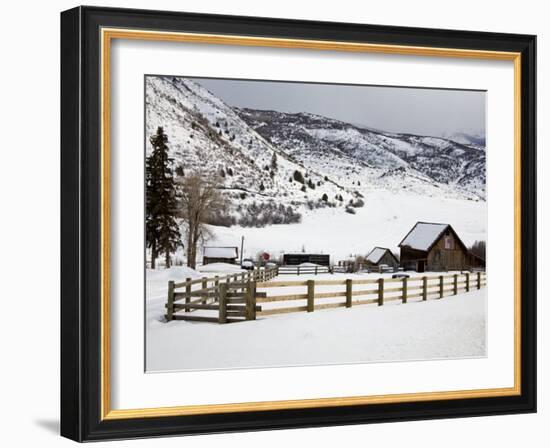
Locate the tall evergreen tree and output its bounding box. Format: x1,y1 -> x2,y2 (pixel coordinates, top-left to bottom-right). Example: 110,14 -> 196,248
293,170 -> 305,184
146,127 -> 181,269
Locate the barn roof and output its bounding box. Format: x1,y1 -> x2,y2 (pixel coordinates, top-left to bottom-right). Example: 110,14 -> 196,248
366,247 -> 393,264
284,252 -> 328,256
203,247 -> 238,258
398,222 -> 467,252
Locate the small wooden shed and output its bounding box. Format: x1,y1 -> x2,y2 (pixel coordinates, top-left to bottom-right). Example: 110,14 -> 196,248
398,222 -> 485,272
283,253 -> 330,267
365,247 -> 399,269
202,246 -> 238,265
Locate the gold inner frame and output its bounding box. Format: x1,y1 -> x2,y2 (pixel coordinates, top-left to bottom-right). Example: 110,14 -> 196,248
100,28 -> 522,420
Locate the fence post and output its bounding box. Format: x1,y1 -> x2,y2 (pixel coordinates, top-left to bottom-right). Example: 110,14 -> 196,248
307,280 -> 315,312
252,281 -> 257,319
246,281 -> 257,320
422,276 -> 427,301
297,265 -> 301,276
218,283 -> 227,324
466,272 -> 470,292
214,276 -> 219,304
453,274 -> 458,295
201,277 -> 207,304
185,277 -> 191,313
439,275 -> 444,299
315,266 -> 318,275
166,280 -> 175,321
378,278 -> 384,306
402,277 -> 408,304
235,273 -> 241,294
477,271 -> 481,289
345,279 -> 353,308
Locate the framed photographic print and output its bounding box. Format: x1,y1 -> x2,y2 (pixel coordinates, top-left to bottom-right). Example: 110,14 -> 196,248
60,6 -> 536,441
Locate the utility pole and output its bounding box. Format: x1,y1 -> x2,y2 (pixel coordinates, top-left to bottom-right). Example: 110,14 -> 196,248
240,235 -> 244,265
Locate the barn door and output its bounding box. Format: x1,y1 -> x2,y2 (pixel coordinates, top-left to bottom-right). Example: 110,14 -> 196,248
417,260 -> 425,273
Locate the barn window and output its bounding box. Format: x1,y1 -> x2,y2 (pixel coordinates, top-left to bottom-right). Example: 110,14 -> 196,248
444,234 -> 453,249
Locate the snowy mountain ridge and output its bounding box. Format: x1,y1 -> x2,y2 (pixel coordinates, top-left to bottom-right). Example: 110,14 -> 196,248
145,77 -> 486,227
237,108 -> 486,199
146,77 -> 353,210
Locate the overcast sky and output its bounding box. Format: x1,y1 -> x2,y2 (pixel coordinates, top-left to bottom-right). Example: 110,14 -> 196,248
190,77 -> 485,138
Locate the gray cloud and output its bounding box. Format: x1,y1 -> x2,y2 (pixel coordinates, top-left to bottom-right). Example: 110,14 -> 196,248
190,77 -> 485,139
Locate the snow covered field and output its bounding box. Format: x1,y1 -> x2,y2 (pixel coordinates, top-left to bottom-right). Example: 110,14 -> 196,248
144,76 -> 488,374
146,267 -> 487,372
206,190 -> 486,261
147,288 -> 486,372
144,187 -> 487,372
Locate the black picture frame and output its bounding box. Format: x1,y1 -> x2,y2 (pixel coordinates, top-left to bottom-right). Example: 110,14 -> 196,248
61,5 -> 536,442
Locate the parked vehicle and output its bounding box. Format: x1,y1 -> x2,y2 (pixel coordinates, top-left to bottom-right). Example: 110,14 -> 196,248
392,273 -> 410,279
241,259 -> 255,270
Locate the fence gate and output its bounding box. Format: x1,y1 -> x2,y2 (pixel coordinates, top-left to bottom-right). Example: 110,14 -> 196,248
218,281 -> 258,324
167,279 -> 260,324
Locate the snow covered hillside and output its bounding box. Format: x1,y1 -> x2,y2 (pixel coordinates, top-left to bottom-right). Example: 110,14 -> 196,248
238,108 -> 486,200
146,76 -> 356,227
442,130 -> 486,147
146,77 -> 486,217
146,76 -> 486,263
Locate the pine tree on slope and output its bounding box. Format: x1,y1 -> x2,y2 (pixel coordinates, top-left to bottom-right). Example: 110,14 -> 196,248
146,127 -> 181,269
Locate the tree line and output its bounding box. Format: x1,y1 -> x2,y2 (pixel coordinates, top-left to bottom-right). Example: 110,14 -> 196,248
468,240 -> 486,261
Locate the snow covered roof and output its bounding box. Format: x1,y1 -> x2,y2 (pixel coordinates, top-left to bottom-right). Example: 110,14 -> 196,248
366,247 -> 391,264
199,262 -> 243,273
203,247 -> 238,259
398,222 -> 450,252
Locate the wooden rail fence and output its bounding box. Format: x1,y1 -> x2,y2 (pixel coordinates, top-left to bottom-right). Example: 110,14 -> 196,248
277,265 -> 331,275
165,266 -> 278,323
255,272 -> 486,317
165,270 -> 486,324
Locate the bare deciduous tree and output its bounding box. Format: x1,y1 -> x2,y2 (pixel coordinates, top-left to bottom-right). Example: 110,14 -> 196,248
178,173 -> 223,269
